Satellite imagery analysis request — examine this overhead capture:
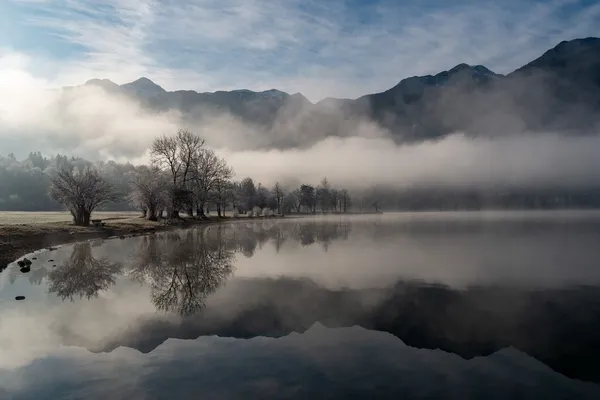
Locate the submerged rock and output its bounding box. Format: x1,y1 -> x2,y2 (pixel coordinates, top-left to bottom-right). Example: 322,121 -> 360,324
15,296 -> 25,301
48,259 -> 54,262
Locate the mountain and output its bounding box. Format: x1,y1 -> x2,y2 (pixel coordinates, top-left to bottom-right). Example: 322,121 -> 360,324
78,37 -> 600,147
121,77 -> 166,99
84,78 -> 121,94
355,37 -> 600,141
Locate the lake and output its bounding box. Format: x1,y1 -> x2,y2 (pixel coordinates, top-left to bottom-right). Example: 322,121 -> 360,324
2,211 -> 600,399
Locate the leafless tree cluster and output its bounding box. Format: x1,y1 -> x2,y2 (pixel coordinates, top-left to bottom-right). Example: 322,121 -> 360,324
47,129 -> 355,225
148,129 -> 233,219
49,166 -> 118,225
128,165 -> 169,221
281,178 -> 352,214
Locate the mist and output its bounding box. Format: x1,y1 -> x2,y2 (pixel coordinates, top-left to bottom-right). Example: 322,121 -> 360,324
2,58 -> 600,193
220,133 -> 600,190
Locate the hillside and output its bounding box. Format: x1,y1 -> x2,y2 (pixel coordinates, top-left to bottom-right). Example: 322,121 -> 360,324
80,37 -> 600,146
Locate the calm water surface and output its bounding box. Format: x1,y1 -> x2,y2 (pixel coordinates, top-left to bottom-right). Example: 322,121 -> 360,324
2,211 -> 600,399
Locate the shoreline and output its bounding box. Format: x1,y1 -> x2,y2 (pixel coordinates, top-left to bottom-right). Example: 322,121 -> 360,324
0,215 -> 282,268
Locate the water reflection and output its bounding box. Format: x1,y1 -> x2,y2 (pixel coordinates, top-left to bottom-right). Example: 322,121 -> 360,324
293,220 -> 351,250
5,215 -> 600,384
48,243 -> 122,301
131,228 -> 235,316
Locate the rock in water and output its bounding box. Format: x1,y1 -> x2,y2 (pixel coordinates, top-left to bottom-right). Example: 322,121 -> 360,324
15,296 -> 25,301
20,266 -> 31,273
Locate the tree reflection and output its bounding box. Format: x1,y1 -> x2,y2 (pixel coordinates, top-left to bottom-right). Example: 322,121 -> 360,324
131,226 -> 235,316
224,220 -> 351,254
289,220 -> 351,251
48,243 -> 122,301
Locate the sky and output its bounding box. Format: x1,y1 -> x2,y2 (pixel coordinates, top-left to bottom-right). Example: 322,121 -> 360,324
1,0 -> 600,190
1,0 -> 599,102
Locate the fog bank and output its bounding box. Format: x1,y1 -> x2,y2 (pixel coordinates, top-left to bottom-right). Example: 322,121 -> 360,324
221,133 -> 600,190
2,60 -> 600,191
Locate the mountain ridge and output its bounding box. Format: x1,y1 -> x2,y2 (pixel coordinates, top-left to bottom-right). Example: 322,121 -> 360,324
85,37 -> 599,104
76,37 -> 600,147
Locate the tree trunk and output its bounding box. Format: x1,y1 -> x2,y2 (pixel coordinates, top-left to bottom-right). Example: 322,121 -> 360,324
147,205 -> 157,221
217,203 -> 222,218
72,206 -> 87,226
70,208 -> 78,225
82,210 -> 91,226
197,202 -> 206,218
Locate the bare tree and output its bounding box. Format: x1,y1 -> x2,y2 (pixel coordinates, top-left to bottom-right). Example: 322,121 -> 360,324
210,178 -> 234,217
287,189 -> 302,213
192,148 -> 232,218
300,184 -> 316,213
151,135 -> 179,186
256,183 -> 269,208
330,189 -> 339,212
273,182 -> 285,214
49,166 -> 117,226
151,129 -> 205,218
128,166 -> 169,221
316,177 -> 331,213
341,189 -> 351,213
229,181 -> 241,214
239,177 -> 257,213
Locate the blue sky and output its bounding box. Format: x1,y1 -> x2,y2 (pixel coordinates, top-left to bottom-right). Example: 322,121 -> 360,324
1,0 -> 600,101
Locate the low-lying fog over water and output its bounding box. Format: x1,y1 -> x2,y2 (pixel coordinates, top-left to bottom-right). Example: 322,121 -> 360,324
2,212 -> 600,399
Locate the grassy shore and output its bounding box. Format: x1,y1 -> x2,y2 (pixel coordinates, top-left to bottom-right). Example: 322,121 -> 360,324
0,212 -> 275,268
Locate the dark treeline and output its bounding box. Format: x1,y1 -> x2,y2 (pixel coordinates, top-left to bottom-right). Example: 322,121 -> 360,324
361,186 -> 600,211
5,145 -> 600,217
0,130 -> 354,224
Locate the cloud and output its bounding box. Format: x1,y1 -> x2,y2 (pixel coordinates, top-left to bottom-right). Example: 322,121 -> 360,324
220,133 -> 600,190
4,0 -> 600,101
3,54 -> 600,193
2,1 -> 600,191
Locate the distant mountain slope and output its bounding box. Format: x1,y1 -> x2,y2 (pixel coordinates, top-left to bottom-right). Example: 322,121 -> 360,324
121,77 -> 167,99
78,37 -> 600,147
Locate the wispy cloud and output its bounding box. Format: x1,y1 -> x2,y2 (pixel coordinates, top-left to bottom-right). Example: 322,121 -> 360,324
4,0 -> 600,100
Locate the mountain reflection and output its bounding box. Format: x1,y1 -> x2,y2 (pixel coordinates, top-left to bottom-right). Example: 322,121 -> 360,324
15,219 -> 600,382
48,243 -> 122,301
131,226 -> 235,316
